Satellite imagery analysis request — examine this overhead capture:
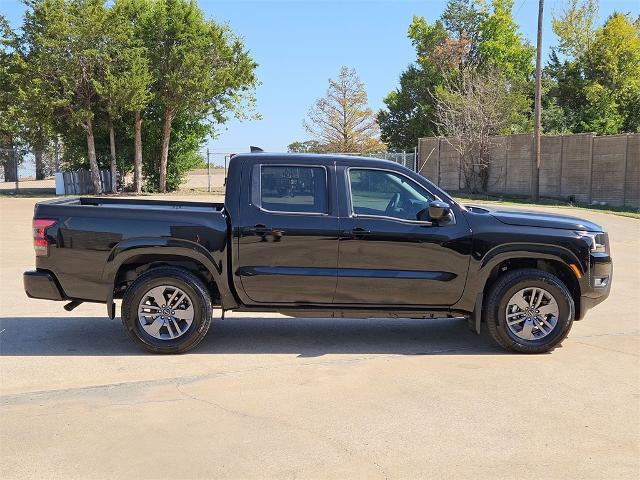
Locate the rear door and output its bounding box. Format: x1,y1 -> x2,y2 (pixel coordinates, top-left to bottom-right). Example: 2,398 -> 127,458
334,166 -> 471,306
236,160 -> 339,304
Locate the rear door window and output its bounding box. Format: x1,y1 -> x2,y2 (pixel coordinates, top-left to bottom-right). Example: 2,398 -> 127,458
255,165 -> 328,214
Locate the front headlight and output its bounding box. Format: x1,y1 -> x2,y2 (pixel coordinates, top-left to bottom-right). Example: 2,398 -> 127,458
578,232 -> 608,254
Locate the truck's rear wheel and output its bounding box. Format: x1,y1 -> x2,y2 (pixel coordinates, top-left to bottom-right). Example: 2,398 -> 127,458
121,267 -> 212,354
485,268 -> 574,353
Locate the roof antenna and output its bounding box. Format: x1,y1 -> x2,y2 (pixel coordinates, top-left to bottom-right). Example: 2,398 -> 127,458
250,146 -> 264,153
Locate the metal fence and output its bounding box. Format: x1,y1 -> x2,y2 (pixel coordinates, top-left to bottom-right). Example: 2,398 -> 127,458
59,170 -> 112,195
0,145 -> 115,195
329,150 -> 419,171
193,148 -> 420,194
0,145 -> 419,195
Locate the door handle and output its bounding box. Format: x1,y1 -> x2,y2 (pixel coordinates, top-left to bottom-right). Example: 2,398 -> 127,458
346,227 -> 371,238
245,224 -> 273,235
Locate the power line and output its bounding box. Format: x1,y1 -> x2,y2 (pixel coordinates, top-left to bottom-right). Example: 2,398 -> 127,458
515,0 -> 529,17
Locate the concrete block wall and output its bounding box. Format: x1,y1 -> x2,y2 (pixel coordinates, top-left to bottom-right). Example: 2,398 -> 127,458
504,134 -> 533,196
438,140 -> 461,191
624,134 -> 639,209
487,136 -> 507,194
591,135 -> 627,206
560,133 -> 592,203
539,136 -> 562,198
419,137 -> 439,184
418,133 -> 639,209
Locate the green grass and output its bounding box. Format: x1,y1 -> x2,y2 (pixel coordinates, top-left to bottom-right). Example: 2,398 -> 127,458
454,193 -> 640,219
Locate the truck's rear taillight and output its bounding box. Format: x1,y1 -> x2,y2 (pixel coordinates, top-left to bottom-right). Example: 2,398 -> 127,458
33,219 -> 56,256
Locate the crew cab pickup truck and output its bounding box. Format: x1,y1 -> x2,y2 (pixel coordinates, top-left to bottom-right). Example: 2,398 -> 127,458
24,153 -> 612,353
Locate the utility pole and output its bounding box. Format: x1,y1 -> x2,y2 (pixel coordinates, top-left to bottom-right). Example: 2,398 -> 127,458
531,0 -> 544,201
207,148 -> 211,193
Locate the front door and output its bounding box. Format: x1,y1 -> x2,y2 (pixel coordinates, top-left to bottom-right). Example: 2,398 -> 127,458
335,167 -> 471,306
237,162 -> 339,304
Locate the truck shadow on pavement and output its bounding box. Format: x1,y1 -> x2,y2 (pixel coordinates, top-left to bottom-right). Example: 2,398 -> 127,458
0,315 -> 505,356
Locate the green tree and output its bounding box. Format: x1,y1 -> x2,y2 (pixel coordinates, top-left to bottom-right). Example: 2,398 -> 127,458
0,15 -> 23,182
1,12 -> 55,182
95,0 -> 152,192
15,0 -> 258,194
378,17 -> 448,150
21,0 -> 108,193
138,107 -> 211,191
542,48 -> 592,133
143,0 -> 258,192
583,13 -> 640,133
544,9 -> 640,134
540,60 -> 573,134
442,0 -> 481,42
377,65 -> 438,150
379,0 -> 534,150
304,66 -> 386,153
476,0 -> 535,80
551,0 -> 598,58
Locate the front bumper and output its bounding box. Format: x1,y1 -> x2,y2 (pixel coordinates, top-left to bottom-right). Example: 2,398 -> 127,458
23,270 -> 66,301
578,254 -> 612,319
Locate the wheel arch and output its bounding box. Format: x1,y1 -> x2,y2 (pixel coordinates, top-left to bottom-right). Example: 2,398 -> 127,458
102,238 -> 226,318
460,245 -> 586,322
481,258 -> 582,321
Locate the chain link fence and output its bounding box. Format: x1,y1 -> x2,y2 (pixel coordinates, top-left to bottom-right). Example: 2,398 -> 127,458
190,149 -> 419,193
0,146 -> 61,194
0,146 -> 419,195
189,149 -> 419,194
329,150 -> 418,171
0,145 -> 113,194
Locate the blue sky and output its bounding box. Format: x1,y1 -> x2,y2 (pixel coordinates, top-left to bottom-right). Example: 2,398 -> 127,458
2,0 -> 639,164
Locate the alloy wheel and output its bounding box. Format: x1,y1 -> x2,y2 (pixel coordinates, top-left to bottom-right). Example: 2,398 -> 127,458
505,287 -> 559,341
137,285 -> 195,340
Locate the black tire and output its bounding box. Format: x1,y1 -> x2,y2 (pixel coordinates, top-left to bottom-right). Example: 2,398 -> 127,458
485,268 -> 574,353
121,267 -> 213,354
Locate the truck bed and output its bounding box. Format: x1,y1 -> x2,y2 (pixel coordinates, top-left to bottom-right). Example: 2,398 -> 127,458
32,196 -> 229,303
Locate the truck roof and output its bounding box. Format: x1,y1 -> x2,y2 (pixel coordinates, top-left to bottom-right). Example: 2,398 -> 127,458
230,152 -> 410,169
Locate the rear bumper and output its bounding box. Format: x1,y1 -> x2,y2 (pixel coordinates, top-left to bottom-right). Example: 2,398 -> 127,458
578,255 -> 612,319
23,270 -> 65,301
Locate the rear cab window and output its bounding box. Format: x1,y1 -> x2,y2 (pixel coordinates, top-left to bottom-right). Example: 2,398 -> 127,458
252,165 -> 328,214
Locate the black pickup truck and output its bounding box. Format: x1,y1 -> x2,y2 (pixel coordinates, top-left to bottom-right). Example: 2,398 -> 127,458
24,152 -> 612,353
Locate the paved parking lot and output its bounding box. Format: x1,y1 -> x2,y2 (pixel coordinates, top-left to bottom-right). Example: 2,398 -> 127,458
1,196 -> 639,479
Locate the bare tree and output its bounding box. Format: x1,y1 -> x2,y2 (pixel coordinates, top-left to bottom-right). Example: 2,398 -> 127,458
433,68 -> 529,193
304,67 -> 386,153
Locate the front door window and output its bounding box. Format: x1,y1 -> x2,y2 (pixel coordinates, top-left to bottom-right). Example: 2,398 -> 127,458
348,169 -> 434,221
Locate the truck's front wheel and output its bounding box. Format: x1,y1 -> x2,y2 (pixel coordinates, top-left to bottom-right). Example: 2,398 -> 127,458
485,268 -> 574,354
121,267 -> 212,354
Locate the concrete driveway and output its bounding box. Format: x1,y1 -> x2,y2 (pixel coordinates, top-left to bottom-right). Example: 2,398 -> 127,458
1,197 -> 638,479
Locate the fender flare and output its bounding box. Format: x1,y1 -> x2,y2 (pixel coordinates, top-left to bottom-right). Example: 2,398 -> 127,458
480,243 -> 584,278
102,237 -> 224,318
455,243 -> 586,313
